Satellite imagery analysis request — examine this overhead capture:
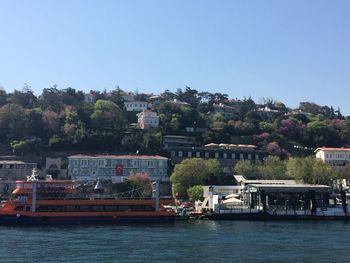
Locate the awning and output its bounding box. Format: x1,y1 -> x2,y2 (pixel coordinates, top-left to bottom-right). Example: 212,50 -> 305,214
222,197 -> 243,204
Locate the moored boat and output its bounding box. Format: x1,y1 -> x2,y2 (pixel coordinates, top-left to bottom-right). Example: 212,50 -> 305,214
0,170 -> 175,225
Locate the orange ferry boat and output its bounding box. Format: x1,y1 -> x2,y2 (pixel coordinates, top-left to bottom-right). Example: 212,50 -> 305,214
0,173 -> 175,225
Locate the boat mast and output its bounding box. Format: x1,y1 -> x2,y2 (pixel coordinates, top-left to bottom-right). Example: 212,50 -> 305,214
27,168 -> 39,212
153,180 -> 160,212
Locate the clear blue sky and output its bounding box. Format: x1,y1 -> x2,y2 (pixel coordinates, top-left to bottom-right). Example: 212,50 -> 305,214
1,1 -> 350,114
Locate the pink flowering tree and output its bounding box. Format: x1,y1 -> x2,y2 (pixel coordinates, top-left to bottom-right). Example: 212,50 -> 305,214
128,172 -> 152,197
266,142 -> 282,156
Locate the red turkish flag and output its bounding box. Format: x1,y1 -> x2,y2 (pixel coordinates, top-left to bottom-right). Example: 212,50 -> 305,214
115,165 -> 124,176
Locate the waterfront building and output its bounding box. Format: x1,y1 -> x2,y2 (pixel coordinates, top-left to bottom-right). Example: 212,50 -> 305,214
166,144 -> 266,174
315,147 -> 350,169
137,111 -> 159,129
0,159 -> 38,194
44,157 -> 67,179
0,160 -> 38,181
68,154 -> 168,182
124,101 -> 148,112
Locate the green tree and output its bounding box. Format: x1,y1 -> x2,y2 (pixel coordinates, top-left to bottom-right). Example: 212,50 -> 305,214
259,121 -> 274,132
306,120 -> 340,147
340,162 -> 350,182
0,104 -> 29,142
91,99 -> 124,130
234,159 -> 261,179
286,156 -> 337,184
175,86 -> 200,107
8,86 -> 37,108
39,85 -> 63,111
109,86 -> 125,109
286,157 -> 313,183
128,173 -> 152,197
260,156 -> 288,179
0,87 -> 7,106
187,185 -> 204,202
170,158 -> 222,199
11,137 -> 43,155
311,158 -> 338,185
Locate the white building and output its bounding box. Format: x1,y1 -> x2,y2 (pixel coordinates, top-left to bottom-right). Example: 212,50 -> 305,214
124,101 -> 148,111
120,92 -> 135,102
68,154 -> 168,182
315,147 -> 350,169
137,111 -> 159,129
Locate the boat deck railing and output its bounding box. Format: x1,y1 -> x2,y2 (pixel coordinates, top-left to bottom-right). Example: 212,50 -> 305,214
216,203 -> 350,217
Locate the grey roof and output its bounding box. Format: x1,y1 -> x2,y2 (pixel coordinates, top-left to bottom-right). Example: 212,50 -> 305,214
234,175 -> 298,185
246,184 -> 331,193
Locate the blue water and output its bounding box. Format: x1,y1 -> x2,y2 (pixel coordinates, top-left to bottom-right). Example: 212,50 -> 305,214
1,220 -> 349,263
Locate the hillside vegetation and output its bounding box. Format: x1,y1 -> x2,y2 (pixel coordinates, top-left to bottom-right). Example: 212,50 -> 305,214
0,86 -> 349,158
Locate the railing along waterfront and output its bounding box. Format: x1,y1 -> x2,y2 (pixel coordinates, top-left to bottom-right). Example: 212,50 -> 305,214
216,203 -> 350,217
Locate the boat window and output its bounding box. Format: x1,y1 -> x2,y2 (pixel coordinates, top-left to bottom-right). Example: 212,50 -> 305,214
37,205 -> 66,212
130,205 -> 155,212
65,206 -> 80,212
15,206 -> 24,211
118,205 -> 131,212
32,204 -> 156,212
89,206 -> 104,212
79,206 -> 90,212
104,205 -> 119,212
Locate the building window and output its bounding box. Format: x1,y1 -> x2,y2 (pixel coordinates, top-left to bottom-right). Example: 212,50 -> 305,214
240,153 -> 244,160
255,154 -> 259,160
196,152 -> 200,158
223,153 -> 227,159
178,151 -> 183,157
205,152 -> 209,158
148,161 -> 155,168
215,153 -> 219,158
231,153 -> 235,159
248,154 -> 251,160
188,152 -> 192,158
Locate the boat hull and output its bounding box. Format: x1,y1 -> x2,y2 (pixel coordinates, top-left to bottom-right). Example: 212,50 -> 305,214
209,212 -> 350,221
0,214 -> 175,225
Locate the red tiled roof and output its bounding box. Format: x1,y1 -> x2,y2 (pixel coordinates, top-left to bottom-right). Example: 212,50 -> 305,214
315,147 -> 350,152
68,154 -> 168,160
